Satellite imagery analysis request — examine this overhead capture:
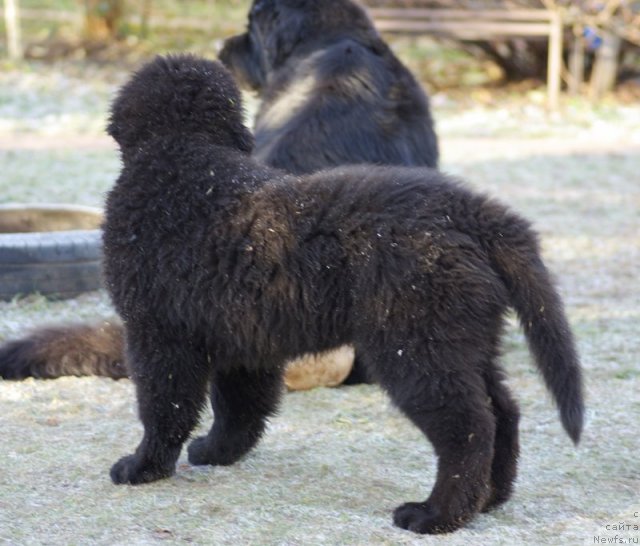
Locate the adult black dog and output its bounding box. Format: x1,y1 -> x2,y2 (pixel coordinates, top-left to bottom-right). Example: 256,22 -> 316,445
105,55 -> 583,535
219,0 -> 439,172
0,0 -> 438,384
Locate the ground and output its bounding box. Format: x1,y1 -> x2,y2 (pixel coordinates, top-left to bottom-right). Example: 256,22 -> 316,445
0,62 -> 639,545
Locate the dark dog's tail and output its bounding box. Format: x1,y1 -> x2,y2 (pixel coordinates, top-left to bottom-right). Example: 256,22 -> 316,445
472,197 -> 584,444
0,321 -> 127,380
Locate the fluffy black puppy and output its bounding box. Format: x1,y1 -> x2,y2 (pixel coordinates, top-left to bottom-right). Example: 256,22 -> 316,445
0,0 -> 438,385
105,55 -> 583,535
220,0 -> 439,172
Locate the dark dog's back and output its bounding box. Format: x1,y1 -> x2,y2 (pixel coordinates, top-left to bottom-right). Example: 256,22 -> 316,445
251,37 -> 438,173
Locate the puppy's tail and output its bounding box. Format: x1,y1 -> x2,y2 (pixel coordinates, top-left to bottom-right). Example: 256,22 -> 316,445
475,198 -> 584,444
0,321 -> 127,380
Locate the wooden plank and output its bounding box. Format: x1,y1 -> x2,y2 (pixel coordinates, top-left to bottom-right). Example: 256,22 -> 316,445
547,10 -> 563,109
589,31 -> 622,100
369,6 -> 564,110
368,8 -> 554,22
373,20 -> 554,37
4,0 -> 23,60
18,8 -> 80,22
569,29 -> 585,95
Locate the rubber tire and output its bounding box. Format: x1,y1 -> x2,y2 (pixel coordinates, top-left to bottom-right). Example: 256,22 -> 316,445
0,205 -> 104,301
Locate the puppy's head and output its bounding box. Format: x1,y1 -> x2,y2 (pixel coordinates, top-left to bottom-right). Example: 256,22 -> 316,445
220,0 -> 379,92
108,54 -> 253,155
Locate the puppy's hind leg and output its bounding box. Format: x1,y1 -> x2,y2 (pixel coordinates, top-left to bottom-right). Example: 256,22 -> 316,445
481,362 -> 520,512
377,346 -> 496,534
110,327 -> 211,485
188,366 -> 284,466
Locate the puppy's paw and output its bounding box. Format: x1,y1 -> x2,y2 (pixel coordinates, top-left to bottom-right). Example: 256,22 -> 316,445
393,501 -> 461,534
481,484 -> 512,513
187,436 -> 244,467
110,454 -> 174,485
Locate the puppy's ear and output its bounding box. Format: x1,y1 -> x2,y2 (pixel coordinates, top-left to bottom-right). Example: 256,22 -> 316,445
242,0 -> 309,70
264,11 -> 308,69
219,33 -> 266,92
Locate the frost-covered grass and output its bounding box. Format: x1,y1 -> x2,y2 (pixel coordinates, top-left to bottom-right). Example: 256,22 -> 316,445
0,62 -> 639,545
0,61 -> 125,136
1,149 -> 118,206
433,91 -> 640,140
0,62 -> 122,206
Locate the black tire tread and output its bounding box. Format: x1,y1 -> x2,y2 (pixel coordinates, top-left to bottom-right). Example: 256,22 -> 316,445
0,229 -> 103,300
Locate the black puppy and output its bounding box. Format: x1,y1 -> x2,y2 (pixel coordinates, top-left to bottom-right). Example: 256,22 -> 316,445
105,55 -> 583,535
0,0 -> 438,384
220,0 -> 439,173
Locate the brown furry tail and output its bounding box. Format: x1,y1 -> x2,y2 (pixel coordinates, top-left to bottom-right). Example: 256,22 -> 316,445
0,321 -> 127,379
480,200 -> 585,444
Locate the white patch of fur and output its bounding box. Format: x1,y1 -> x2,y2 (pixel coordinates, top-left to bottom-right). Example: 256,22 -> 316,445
256,73 -> 317,133
284,345 -> 355,391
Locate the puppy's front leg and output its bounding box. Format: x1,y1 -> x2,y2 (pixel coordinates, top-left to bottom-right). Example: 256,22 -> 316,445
110,327 -> 210,485
188,366 -> 284,466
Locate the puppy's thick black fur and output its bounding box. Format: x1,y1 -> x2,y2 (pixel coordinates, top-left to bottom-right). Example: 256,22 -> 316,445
105,55 -> 583,535
0,0 -> 438,384
220,0 -> 439,172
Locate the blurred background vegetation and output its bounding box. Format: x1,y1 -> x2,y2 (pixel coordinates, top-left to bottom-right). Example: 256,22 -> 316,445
1,0 -> 639,100
1,0 -> 249,62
